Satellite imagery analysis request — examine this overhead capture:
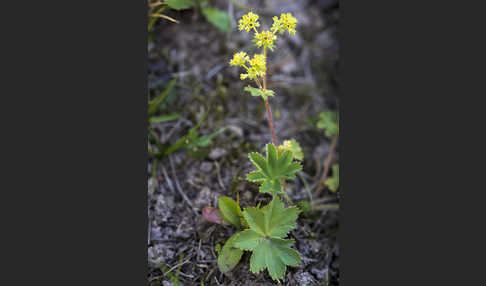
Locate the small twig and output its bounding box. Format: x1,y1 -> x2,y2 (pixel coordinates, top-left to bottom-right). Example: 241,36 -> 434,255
313,204 -> 339,211
148,221 -> 151,245
163,254 -> 194,275
148,1 -> 166,8
161,165 -> 175,193
214,161 -> 225,189
151,13 -> 179,24
312,196 -> 335,205
178,272 -> 194,278
314,134 -> 338,196
161,119 -> 183,143
169,156 -> 198,215
297,172 -> 312,208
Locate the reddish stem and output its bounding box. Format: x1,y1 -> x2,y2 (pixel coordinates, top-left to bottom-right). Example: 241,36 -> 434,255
264,99 -> 278,145
263,47 -> 277,146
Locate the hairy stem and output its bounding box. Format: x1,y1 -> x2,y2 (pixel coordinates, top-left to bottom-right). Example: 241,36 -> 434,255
263,47 -> 277,145
262,47 -> 289,202
264,99 -> 278,145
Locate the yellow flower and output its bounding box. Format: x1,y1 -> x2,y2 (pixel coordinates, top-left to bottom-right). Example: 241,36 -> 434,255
238,12 -> 260,32
250,54 -> 266,75
271,16 -> 285,34
240,54 -> 266,80
280,13 -> 297,35
254,30 -> 277,48
229,52 -> 250,66
278,140 -> 292,154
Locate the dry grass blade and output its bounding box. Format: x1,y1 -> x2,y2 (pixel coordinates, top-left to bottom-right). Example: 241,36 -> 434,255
151,13 -> 179,24
169,155 -> 198,215
149,1 -> 166,8
314,134 -> 338,196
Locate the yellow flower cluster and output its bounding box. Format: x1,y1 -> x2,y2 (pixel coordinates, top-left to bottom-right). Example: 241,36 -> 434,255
278,140 -> 293,154
229,52 -> 250,66
230,12 -> 297,84
254,30 -> 277,48
238,12 -> 260,32
271,13 -> 297,35
280,13 -> 297,35
240,54 -> 266,80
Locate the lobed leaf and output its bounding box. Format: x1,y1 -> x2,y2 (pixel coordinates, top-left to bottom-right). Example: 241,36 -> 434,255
280,162 -> 302,179
270,238 -> 300,266
246,170 -> 266,182
317,111 -> 339,137
266,143 -> 279,177
218,232 -> 244,273
235,198 -> 301,280
233,229 -> 262,250
243,207 -> 266,235
246,143 -> 303,195
265,197 -> 300,238
277,150 -> 293,169
248,152 -> 270,177
244,86 -> 275,100
249,241 -> 267,273
264,239 -> 285,281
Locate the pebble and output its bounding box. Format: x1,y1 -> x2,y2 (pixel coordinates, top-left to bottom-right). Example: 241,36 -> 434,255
200,161 -> 213,173
294,270 -> 318,286
194,187 -> 214,209
209,148 -> 227,160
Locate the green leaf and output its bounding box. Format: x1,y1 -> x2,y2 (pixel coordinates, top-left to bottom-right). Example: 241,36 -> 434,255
248,152 -> 270,177
259,179 -> 281,194
265,197 -> 300,238
235,197 -> 300,281
266,143 -> 278,177
165,0 -> 194,10
244,86 -> 275,100
218,196 -> 242,228
148,79 -> 176,116
233,229 -> 262,250
149,113 -> 181,124
249,241 -> 267,273
243,207 -> 266,236
325,164 -> 339,192
277,150 -> 293,169
265,239 -> 286,281
201,7 -> 230,33
246,143 -> 302,195
317,111 -> 339,137
188,127 -> 227,148
271,238 -> 300,266
218,232 -> 244,273
246,171 -> 266,182
281,162 -> 302,180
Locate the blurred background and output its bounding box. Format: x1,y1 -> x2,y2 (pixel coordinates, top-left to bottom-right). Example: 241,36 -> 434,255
148,0 -> 340,285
